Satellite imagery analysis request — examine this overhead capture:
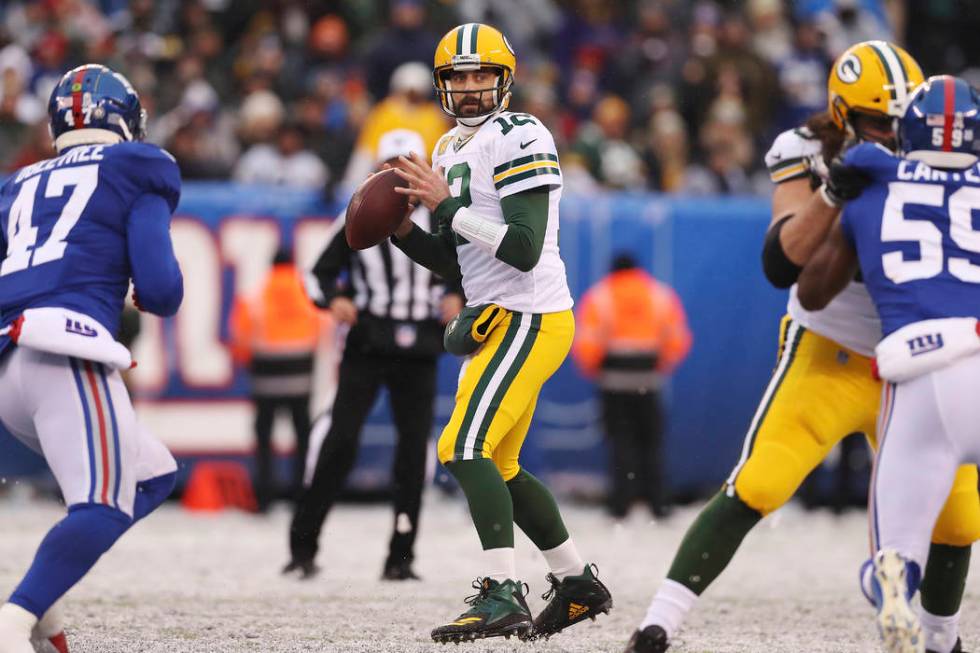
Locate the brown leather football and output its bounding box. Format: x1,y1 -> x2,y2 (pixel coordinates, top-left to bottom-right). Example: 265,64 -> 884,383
344,169 -> 410,250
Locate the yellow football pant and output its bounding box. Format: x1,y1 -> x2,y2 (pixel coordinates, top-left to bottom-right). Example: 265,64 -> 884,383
438,310 -> 574,481
727,316 -> 980,546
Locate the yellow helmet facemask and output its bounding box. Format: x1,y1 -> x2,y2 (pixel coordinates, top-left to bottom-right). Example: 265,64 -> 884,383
433,23 -> 516,127
827,40 -> 924,140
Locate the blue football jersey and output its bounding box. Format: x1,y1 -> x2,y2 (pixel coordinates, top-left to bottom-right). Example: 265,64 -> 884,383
840,143 -> 980,337
0,142 -> 180,339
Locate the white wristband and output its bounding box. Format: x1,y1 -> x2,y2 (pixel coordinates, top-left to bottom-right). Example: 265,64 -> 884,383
451,207 -> 508,254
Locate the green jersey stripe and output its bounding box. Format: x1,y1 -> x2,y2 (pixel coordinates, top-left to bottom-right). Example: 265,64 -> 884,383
495,166 -> 561,189
471,314 -> 541,455
453,313 -> 523,459
493,152 -> 559,175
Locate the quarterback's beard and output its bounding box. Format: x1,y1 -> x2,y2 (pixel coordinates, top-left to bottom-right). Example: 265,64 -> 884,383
455,94 -> 494,117
453,91 -> 506,128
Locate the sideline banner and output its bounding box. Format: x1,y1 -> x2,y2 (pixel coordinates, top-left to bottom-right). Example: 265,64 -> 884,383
0,184 -> 788,496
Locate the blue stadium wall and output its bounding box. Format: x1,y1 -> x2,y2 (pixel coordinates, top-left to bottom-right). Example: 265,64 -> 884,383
0,184 -> 794,499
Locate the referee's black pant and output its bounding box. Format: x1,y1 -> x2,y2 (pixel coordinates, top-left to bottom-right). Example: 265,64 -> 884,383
602,389 -> 666,518
289,347 -> 436,567
254,394 -> 311,511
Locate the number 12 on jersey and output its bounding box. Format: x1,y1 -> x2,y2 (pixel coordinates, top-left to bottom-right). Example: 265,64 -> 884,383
1,165 -> 99,276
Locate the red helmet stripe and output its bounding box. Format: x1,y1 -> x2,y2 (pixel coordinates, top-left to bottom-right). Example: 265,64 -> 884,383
942,75 -> 955,152
71,67 -> 87,129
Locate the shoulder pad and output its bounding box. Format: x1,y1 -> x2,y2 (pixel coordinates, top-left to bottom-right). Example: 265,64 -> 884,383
491,116 -> 560,196
765,128 -> 822,184
108,142 -> 182,212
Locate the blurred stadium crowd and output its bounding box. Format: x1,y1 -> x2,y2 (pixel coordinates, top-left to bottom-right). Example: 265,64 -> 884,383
1,0 -> 979,197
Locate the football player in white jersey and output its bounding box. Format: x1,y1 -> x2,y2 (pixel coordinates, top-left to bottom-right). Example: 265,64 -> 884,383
389,23 -> 612,644
625,42 -> 980,653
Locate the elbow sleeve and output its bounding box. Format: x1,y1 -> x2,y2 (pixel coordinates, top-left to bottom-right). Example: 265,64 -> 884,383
761,216 -> 802,289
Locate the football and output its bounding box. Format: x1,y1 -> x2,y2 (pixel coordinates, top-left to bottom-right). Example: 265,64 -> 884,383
345,169 -> 410,250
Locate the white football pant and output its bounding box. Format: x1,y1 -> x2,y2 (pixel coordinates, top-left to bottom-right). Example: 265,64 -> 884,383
0,347 -> 176,518
871,350 -> 980,570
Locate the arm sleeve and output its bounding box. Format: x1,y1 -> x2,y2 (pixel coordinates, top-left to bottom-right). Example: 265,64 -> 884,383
310,213 -> 352,307
391,220 -> 461,282
496,188 -> 549,272
127,193 -> 183,317
761,215 -> 803,289
440,187 -> 550,273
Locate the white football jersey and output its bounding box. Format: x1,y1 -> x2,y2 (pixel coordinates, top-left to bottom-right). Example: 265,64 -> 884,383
432,111 -> 573,314
765,127 -> 881,356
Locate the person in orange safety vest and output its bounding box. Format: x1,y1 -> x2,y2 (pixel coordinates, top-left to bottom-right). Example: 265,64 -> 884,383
572,253 -> 692,518
230,249 -> 327,511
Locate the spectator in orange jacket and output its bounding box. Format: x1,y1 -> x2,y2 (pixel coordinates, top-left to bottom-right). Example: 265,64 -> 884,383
572,253 -> 692,518
230,249 -> 327,511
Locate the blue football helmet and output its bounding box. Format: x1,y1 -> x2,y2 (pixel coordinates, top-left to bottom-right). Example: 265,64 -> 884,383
897,74 -> 980,169
48,64 -> 147,149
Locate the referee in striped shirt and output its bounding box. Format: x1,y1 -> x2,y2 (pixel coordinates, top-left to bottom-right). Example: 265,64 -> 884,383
284,130 -> 462,581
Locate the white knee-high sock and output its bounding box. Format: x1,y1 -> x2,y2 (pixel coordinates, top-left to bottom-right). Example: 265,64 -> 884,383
541,538 -> 585,579
920,607 -> 960,653
0,603 -> 38,653
34,599 -> 64,638
640,579 -> 699,639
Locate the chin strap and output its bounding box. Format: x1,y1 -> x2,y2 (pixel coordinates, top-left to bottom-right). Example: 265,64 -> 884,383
457,105 -> 508,131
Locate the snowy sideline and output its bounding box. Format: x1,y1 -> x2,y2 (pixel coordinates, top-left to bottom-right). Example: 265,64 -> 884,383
0,493 -> 977,652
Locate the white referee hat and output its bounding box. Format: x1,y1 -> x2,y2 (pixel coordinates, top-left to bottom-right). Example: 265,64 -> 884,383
376,128 -> 427,164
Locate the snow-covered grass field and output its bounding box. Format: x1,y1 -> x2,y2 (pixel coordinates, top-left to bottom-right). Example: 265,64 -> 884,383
0,494 -> 976,652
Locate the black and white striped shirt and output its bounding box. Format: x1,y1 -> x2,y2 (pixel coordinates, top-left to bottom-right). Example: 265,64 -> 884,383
309,208 -> 459,355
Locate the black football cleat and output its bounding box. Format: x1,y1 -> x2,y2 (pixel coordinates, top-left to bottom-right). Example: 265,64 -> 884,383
532,563 -> 613,639
281,558 -> 320,580
382,557 -> 420,581
624,625 -> 670,652
431,577 -> 533,644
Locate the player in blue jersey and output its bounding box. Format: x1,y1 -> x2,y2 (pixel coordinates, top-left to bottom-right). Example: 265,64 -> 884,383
798,75 -> 980,653
0,64 -> 183,653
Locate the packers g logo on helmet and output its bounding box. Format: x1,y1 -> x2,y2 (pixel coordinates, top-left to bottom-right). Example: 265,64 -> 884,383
433,23 -> 516,123
827,41 -> 924,133
836,54 -> 862,84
